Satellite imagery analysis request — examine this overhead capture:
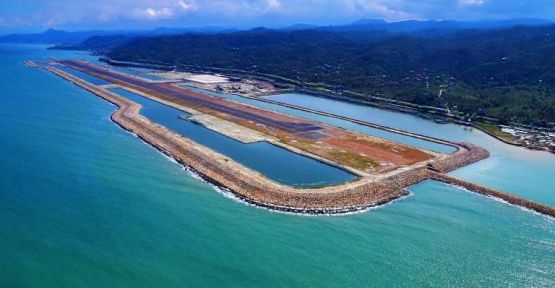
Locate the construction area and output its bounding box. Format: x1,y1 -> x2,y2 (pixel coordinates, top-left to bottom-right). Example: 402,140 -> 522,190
29,59 -> 555,217
56,60 -> 439,175
150,70 -> 277,97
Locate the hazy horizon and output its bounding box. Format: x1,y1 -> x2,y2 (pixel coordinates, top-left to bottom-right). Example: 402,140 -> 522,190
1,0 -> 555,33
3,17 -> 555,35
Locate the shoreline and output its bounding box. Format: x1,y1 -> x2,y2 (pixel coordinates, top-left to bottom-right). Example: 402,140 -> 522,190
101,58 -> 555,154
471,123 -> 554,154
472,123 -> 522,146
271,91 -> 555,154
41,64 -> 555,217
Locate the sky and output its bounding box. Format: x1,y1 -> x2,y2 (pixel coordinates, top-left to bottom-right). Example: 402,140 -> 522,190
0,0 -> 554,33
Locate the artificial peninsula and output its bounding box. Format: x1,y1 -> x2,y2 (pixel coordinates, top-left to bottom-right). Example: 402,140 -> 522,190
27,59 -> 555,217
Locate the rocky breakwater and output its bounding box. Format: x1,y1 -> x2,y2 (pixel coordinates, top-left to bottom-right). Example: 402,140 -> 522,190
428,143 -> 490,173
54,64 -> 547,216
46,65 -> 437,214
424,142 -> 554,218
429,172 -> 555,218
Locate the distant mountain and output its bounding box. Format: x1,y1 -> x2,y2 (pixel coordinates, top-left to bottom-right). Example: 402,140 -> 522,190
0,29 -> 123,44
349,18 -> 388,26
145,26 -> 238,36
3,18 -> 551,45
0,26 -> 237,45
282,23 -> 320,31
52,35 -> 132,53
317,18 -> 554,35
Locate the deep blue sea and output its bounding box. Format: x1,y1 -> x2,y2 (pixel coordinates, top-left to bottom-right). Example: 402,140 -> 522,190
1,44 -> 553,287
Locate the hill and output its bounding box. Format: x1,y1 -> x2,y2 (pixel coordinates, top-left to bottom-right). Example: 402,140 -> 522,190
104,24 -> 555,126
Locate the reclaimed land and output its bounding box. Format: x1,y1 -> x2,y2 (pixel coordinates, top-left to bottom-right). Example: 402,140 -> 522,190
42,63 -> 555,217
56,60 -> 435,175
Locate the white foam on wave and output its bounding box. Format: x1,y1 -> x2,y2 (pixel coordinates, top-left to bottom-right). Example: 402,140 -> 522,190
213,188 -> 413,218
110,117 -> 413,217
116,125 -> 259,203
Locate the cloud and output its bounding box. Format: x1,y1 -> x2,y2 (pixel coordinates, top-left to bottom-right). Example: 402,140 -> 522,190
130,1 -> 197,20
267,0 -> 281,9
132,7 -> 174,20
1,0 -> 554,31
459,0 -> 486,6
178,0 -> 198,11
237,0 -> 283,14
352,0 -> 412,20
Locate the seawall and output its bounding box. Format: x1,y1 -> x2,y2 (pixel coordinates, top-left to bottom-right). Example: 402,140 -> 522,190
430,172 -> 555,217
45,66 -> 424,214
427,143 -> 490,173
42,64 -> 555,218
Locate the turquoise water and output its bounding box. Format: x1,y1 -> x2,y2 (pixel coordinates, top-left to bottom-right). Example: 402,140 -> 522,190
1,45 -> 554,287
108,88 -> 355,188
183,85 -> 456,154
267,93 -> 555,206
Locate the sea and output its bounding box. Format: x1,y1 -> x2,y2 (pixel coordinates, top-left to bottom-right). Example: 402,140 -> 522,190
0,44 -> 553,287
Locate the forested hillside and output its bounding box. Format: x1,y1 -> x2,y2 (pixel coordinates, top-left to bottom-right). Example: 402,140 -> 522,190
105,25 -> 555,126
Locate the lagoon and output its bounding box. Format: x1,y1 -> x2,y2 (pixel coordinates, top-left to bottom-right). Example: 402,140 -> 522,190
266,93 -> 555,206
183,85 -> 457,154
108,87 -> 356,188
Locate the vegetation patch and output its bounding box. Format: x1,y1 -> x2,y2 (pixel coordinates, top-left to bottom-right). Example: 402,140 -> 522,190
328,150 -> 380,171
477,123 -> 517,142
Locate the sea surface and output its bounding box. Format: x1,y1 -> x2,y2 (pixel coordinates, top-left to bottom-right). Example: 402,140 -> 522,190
266,94 -> 555,206
0,44 -> 554,287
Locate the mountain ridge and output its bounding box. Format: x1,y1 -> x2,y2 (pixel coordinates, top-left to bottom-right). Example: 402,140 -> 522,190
103,24 -> 555,125
2,18 -> 551,44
